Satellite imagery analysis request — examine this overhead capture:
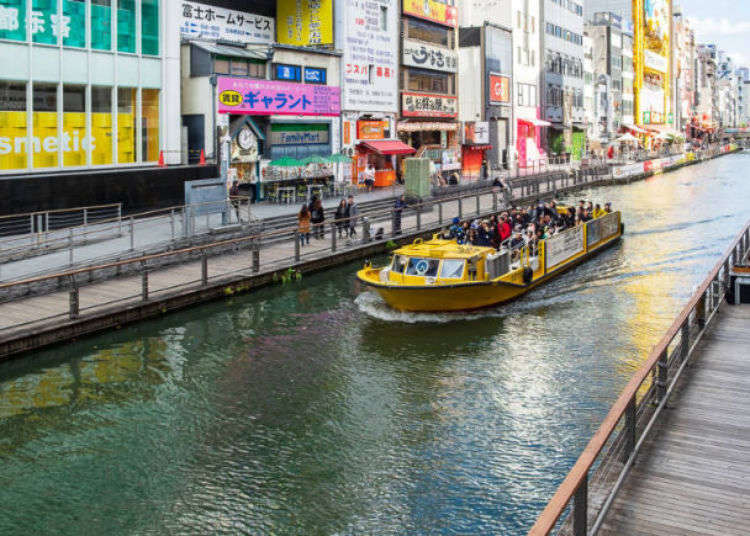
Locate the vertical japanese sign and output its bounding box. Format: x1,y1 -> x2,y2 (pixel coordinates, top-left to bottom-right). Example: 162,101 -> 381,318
277,0 -> 333,47
217,77 -> 340,116
340,0 -> 399,113
180,1 -> 274,44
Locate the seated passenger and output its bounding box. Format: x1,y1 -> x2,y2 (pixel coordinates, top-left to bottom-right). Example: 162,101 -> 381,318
593,204 -> 606,218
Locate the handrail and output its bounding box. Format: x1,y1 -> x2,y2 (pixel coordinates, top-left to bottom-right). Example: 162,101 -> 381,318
528,216 -> 750,536
0,202 -> 121,221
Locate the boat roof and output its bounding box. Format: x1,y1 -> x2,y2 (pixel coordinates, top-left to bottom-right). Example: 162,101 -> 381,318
393,238 -> 494,259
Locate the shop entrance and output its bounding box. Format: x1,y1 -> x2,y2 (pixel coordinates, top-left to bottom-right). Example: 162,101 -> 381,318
182,114 -> 205,164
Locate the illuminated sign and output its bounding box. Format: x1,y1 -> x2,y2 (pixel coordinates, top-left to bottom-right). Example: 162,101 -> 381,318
403,0 -> 457,27
489,74 -> 510,104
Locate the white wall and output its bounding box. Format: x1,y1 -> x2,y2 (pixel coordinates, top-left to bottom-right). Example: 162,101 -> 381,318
163,0 -> 183,164
458,46 -> 483,122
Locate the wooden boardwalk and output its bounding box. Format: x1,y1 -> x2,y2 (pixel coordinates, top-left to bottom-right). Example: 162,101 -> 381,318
600,304 -> 750,536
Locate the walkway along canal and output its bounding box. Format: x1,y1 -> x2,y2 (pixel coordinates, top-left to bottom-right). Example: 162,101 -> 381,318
0,151 -> 749,534
0,148 -> 737,358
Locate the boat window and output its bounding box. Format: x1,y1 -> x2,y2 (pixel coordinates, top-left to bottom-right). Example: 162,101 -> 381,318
391,255 -> 408,273
440,259 -> 465,279
405,257 -> 440,277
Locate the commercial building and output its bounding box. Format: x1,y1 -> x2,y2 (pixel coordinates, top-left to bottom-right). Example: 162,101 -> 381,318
586,12 -> 624,141
621,30 -> 635,126
633,0 -> 673,128
542,0 -> 585,157
397,0 -> 460,182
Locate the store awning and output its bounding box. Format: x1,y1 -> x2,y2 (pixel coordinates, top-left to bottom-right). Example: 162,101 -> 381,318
519,117 -> 552,127
397,122 -> 459,132
191,41 -> 271,61
358,140 -> 416,155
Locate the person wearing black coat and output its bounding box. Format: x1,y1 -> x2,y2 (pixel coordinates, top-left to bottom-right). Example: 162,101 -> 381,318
334,199 -> 349,238
310,197 -> 325,239
393,195 -> 407,235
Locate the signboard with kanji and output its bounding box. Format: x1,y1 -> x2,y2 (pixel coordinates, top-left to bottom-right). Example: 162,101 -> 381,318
217,77 -> 341,116
179,1 -> 274,44
277,0 -> 333,47
401,92 -> 457,118
402,39 -> 457,73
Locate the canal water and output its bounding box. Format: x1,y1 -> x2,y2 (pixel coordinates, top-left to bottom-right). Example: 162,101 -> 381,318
2,153 -> 750,535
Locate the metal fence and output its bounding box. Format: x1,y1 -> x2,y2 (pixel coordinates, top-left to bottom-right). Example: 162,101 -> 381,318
528,218 -> 750,536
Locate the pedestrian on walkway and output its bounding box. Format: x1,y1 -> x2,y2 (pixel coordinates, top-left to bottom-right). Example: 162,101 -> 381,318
229,180 -> 241,222
297,204 -> 311,246
310,197 -> 325,239
393,194 -> 406,235
335,199 -> 349,238
347,195 -> 359,238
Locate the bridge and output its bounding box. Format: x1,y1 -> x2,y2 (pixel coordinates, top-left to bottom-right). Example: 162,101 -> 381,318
529,220 -> 750,535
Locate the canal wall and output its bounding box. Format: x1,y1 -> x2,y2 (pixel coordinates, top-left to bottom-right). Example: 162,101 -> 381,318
0,148 -> 740,359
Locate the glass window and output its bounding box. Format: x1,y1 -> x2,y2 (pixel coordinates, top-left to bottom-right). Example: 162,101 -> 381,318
406,257 -> 440,277
0,82 -> 27,171
32,0 -> 57,44
141,88 -> 159,162
230,60 -> 249,76
63,84 -> 86,167
214,59 -> 230,74
91,0 -> 111,50
117,87 -> 135,163
91,86 -> 112,165
32,83 -> 58,168
405,18 -> 451,47
248,61 -> 265,78
141,0 -> 158,55
391,255 -> 407,273
117,0 -> 135,52
62,0 -> 85,47
440,259 -> 465,279
379,5 -> 387,31
0,0 -> 26,41
406,69 -> 453,94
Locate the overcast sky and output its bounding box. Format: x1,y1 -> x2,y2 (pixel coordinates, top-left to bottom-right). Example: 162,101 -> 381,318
681,0 -> 750,67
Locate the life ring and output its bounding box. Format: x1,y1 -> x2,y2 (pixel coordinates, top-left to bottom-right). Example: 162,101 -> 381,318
522,267 -> 533,284
415,259 -> 429,275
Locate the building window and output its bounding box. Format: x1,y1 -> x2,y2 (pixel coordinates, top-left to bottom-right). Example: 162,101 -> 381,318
32,0 -> 57,44
33,83 -> 58,168
117,0 -> 135,53
91,86 -> 113,165
117,87 -> 136,163
404,18 -> 452,47
404,68 -> 453,94
63,84 -> 86,167
141,0 -> 159,55
141,89 -> 159,162
380,5 -> 387,31
91,0 -> 112,50
0,82 -> 27,171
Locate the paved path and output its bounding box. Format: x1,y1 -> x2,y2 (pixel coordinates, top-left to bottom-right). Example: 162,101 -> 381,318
600,304 -> 750,535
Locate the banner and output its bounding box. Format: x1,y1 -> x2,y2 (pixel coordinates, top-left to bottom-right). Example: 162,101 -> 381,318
612,162 -> 645,179
277,0 -> 333,46
403,0 -> 457,27
586,212 -> 619,247
402,39 -> 457,72
488,74 -> 510,104
179,1 -> 274,44
217,77 -> 340,116
545,225 -> 584,269
339,0 -> 399,113
401,92 -> 457,118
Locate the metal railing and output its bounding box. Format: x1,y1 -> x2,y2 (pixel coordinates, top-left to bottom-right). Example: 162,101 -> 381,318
0,203 -> 122,240
528,218 -> 750,536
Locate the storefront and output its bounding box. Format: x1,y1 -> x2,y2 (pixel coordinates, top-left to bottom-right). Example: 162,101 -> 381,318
350,119 -> 408,187
516,118 -> 550,167
461,121 -> 492,179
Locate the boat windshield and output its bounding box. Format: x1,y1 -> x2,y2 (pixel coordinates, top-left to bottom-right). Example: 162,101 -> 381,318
391,255 -> 408,273
405,257 -> 440,277
440,259 -> 465,279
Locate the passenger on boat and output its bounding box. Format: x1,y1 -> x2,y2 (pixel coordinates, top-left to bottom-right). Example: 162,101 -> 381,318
448,217 -> 465,243
593,204 -> 606,218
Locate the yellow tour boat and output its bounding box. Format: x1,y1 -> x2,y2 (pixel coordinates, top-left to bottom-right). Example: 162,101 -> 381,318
357,211 -> 622,312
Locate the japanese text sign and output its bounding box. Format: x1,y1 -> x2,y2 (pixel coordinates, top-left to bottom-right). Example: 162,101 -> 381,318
180,1 -> 274,44
277,0 -> 333,46
489,74 -> 510,104
402,39 -> 457,73
401,92 -> 457,118
403,0 -> 457,27
217,77 -> 340,116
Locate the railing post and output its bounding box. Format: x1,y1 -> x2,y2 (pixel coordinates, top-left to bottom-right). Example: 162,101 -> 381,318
252,244 -> 260,273
458,197 -> 463,219
680,321 -> 690,361
170,209 -> 175,241
391,210 -> 397,238
129,217 -> 135,251
331,223 -> 337,252
492,190 -> 498,213
68,227 -> 74,265
362,218 -> 371,243
141,263 -> 149,301
475,193 -> 480,216
438,201 -> 443,225
416,208 -> 421,230
294,230 -> 301,261
723,259 -> 731,290
29,213 -> 33,234
201,253 -> 208,286
622,397 -> 637,462
573,472 -> 588,536
68,283 -> 79,320
696,289 -> 708,328
656,349 -> 668,401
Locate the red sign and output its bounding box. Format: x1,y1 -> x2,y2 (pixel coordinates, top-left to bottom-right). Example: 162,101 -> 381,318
357,120 -> 388,140
489,74 -> 510,104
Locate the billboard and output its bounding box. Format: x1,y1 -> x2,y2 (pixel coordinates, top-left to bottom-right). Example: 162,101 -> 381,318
644,0 -> 669,65
217,77 -> 340,116
339,0 -> 399,113
179,1 -> 274,44
402,39 -> 458,72
488,74 -> 510,104
635,0 -> 671,125
403,0 -> 457,27
277,0 -> 333,46
401,92 -> 457,118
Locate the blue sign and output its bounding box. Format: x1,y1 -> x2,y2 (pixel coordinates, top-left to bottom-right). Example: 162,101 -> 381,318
304,67 -> 326,84
275,64 -> 301,82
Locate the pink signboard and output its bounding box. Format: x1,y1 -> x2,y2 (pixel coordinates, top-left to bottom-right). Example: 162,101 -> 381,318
217,76 -> 340,116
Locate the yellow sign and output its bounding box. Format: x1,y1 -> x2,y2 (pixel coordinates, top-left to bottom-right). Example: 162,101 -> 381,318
633,0 -> 671,126
219,90 -> 242,107
403,0 -> 457,27
277,0 -> 333,47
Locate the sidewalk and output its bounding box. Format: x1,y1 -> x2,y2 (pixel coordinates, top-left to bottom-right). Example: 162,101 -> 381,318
0,185 -> 404,282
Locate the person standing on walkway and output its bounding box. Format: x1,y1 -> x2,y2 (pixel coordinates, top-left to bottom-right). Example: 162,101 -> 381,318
393,194 -> 406,235
297,204 -> 311,246
347,195 -> 359,239
335,199 -> 349,238
310,197 -> 325,239
229,180 -> 241,222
